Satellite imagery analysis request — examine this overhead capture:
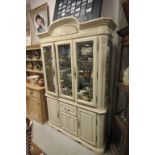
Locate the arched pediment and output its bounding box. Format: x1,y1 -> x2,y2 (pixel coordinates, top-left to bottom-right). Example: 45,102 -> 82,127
48,17 -> 80,37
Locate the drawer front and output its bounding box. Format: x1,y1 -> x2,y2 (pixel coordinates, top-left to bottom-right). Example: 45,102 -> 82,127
29,89 -> 38,98
60,102 -> 77,116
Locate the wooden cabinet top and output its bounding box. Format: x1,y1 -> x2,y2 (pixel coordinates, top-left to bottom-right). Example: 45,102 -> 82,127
26,83 -> 45,91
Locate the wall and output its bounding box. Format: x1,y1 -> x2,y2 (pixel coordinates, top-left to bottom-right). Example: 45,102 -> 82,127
28,0 -> 127,30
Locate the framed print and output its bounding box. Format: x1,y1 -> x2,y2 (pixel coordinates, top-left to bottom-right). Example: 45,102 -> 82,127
53,0 -> 102,22
31,3 -> 49,44
26,2 -> 31,46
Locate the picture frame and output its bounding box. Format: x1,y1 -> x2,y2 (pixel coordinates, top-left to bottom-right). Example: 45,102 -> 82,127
31,3 -> 49,44
26,2 -> 31,46
53,0 -> 102,22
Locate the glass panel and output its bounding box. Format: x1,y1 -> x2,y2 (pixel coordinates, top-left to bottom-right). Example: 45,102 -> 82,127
43,46 -> 56,93
76,41 -> 93,102
120,46 -> 129,84
58,44 -> 72,97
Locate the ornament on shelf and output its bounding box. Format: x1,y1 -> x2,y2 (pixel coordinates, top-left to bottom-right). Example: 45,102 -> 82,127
123,67 -> 129,85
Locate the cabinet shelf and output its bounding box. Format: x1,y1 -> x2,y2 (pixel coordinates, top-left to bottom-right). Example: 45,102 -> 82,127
118,82 -> 129,93
115,115 -> 126,132
26,70 -> 43,74
26,59 -> 42,62
26,44 -> 40,50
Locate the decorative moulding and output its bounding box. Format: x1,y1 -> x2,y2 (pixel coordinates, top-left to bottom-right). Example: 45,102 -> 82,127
38,17 -> 116,39
38,17 -> 79,38
80,17 -> 116,31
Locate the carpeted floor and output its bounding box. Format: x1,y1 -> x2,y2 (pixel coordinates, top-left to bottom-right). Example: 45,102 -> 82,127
32,120 -> 112,155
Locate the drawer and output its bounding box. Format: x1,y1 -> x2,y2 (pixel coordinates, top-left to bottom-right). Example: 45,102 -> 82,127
60,102 -> 77,116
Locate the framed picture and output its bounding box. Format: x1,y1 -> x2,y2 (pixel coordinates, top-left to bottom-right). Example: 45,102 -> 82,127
26,2 -> 31,46
53,0 -> 102,22
31,3 -> 49,44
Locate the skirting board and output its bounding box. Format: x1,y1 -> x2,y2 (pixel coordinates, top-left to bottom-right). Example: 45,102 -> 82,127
47,121 -> 106,155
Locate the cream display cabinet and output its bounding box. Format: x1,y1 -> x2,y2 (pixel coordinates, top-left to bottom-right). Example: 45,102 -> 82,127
39,17 -> 116,154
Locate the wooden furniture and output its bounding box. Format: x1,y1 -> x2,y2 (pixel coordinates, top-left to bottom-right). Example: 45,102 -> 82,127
26,45 -> 48,124
38,16 -> 116,154
26,118 -> 33,155
31,143 -> 46,155
110,26 -> 129,155
26,83 -> 48,124
26,45 -> 44,74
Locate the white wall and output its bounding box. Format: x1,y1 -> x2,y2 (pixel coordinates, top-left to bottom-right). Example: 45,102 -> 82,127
101,0 -> 128,30
29,0 -> 127,30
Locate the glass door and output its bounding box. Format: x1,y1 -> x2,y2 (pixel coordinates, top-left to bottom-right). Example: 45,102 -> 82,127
55,41 -> 74,100
74,37 -> 98,107
41,43 -> 58,96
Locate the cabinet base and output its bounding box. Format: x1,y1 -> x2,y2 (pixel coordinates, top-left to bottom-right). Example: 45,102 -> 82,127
48,121 -> 106,155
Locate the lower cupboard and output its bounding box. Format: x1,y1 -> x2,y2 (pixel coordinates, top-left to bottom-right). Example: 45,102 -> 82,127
60,112 -> 77,136
46,97 -> 106,154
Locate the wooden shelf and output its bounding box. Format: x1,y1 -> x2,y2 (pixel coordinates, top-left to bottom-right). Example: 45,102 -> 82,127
26,44 -> 40,50
26,83 -> 45,91
26,70 -> 43,74
115,115 -> 126,132
26,59 -> 42,62
118,82 -> 129,93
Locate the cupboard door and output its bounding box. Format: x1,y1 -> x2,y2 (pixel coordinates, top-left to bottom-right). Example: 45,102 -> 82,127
29,95 -> 40,121
55,41 -> 74,100
47,98 -> 60,126
74,37 -> 98,107
41,44 -> 58,96
78,108 -> 96,146
60,112 -> 77,136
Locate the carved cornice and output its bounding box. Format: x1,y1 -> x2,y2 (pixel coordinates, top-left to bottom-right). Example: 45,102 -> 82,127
80,17 -> 116,31
38,16 -> 80,38
38,16 -> 116,39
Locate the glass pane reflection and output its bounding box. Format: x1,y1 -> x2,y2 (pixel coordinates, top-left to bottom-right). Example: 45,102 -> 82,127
58,44 -> 72,97
76,41 -> 93,102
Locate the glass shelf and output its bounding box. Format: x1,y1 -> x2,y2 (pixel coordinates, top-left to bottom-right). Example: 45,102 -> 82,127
26,70 -> 43,73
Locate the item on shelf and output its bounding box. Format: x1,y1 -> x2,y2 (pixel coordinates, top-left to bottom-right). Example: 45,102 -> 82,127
34,62 -> 42,71
120,110 -> 127,122
88,57 -> 93,63
27,52 -> 32,60
60,80 -> 65,88
60,70 -> 67,78
82,95 -> 89,101
81,47 -> 92,55
61,87 -> 69,95
27,75 -> 39,85
38,79 -> 44,86
34,50 -> 41,59
123,67 -> 129,85
27,62 -> 33,70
